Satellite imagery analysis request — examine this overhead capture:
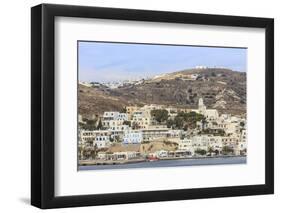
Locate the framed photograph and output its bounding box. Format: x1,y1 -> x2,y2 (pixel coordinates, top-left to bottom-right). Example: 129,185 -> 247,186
31,3 -> 274,209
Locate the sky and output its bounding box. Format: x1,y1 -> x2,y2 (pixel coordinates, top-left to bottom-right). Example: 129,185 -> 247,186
78,41 -> 247,83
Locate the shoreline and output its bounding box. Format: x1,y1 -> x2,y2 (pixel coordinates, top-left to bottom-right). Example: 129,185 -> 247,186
79,155 -> 246,166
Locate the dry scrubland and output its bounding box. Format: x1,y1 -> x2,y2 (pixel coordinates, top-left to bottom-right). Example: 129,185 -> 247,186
79,68 -> 246,118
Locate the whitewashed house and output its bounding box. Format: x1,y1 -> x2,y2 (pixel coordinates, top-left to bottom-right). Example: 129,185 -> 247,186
191,135 -> 209,151
123,130 -> 143,144
142,126 -> 170,142
131,110 -> 151,129
102,112 -> 128,127
79,130 -> 110,148
178,138 -> 194,154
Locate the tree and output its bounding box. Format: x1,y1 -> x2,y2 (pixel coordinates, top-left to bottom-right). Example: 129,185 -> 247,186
120,107 -> 127,113
78,145 -> 85,160
195,148 -> 207,155
85,119 -> 97,130
179,111 -> 205,129
151,109 -> 169,123
115,135 -> 121,143
97,119 -> 103,130
166,111 -> 205,131
214,149 -> 220,155
167,119 -> 174,128
79,118 -> 98,130
222,146 -> 234,155
201,117 -> 208,130
91,143 -> 98,159
132,122 -> 140,130
208,146 -> 215,154
174,116 -> 184,129
123,120 -> 131,127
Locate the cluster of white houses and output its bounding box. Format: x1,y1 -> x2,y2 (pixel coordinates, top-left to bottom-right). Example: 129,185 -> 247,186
79,98 -> 247,158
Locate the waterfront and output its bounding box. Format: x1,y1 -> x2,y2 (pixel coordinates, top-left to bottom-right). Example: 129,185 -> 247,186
78,156 -> 246,171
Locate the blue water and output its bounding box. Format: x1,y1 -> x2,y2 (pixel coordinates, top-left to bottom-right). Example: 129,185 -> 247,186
78,156 -> 246,171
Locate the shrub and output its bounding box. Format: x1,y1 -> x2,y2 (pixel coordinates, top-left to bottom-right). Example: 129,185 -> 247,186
195,149 -> 207,155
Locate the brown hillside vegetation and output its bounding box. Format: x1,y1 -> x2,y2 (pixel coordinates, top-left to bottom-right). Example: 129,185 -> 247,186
79,68 -> 246,118
106,140 -> 178,155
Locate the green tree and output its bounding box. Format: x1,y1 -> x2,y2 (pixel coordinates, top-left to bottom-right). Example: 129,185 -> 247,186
97,119 -> 103,130
174,116 -> 184,129
207,146 -> 214,154
167,119 -> 174,128
123,120 -> 131,127
214,149 -> 220,155
120,107 -> 127,113
85,119 -> 97,130
177,111 -> 205,129
222,146 -> 234,155
132,122 -> 140,130
115,135 -> 121,143
201,117 -> 208,130
151,109 -> 169,123
79,119 -> 98,130
91,143 -> 98,159
195,149 -> 207,155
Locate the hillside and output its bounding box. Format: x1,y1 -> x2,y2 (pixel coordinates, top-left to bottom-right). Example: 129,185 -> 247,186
100,140 -> 178,154
79,68 -> 246,118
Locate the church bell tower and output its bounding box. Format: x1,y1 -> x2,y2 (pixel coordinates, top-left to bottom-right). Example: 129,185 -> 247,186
198,98 -> 206,113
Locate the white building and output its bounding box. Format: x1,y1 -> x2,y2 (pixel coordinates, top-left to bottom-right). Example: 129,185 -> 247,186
79,130 -> 110,148
154,150 -> 169,158
204,109 -> 219,121
142,126 -> 170,142
102,112 -> 128,127
167,129 -> 183,138
191,135 -> 209,151
109,125 -> 129,142
165,107 -> 178,117
131,110 -> 151,129
78,114 -> 84,123
195,65 -> 207,69
93,134 -> 110,148
240,129 -> 247,143
123,130 -> 143,144
197,98 -> 219,121
97,151 -> 141,160
141,104 -> 164,111
178,138 -> 194,154
191,135 -> 223,153
207,136 -> 223,152
126,106 -> 140,119
79,81 -> 92,87
187,74 -> 200,80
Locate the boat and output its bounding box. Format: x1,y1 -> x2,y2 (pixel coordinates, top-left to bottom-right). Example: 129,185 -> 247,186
147,156 -> 159,162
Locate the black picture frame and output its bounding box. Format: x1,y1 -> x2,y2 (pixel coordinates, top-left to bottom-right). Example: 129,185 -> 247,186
31,3 -> 274,209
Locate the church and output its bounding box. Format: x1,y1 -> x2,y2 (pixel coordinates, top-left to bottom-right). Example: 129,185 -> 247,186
196,98 -> 219,121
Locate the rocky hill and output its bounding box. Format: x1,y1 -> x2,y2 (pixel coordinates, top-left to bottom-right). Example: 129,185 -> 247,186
79,68 -> 246,118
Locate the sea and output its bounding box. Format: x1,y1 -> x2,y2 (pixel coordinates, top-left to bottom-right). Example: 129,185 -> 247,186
78,156 -> 246,171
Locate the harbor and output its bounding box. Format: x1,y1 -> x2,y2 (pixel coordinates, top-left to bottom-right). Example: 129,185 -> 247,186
78,156 -> 246,170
